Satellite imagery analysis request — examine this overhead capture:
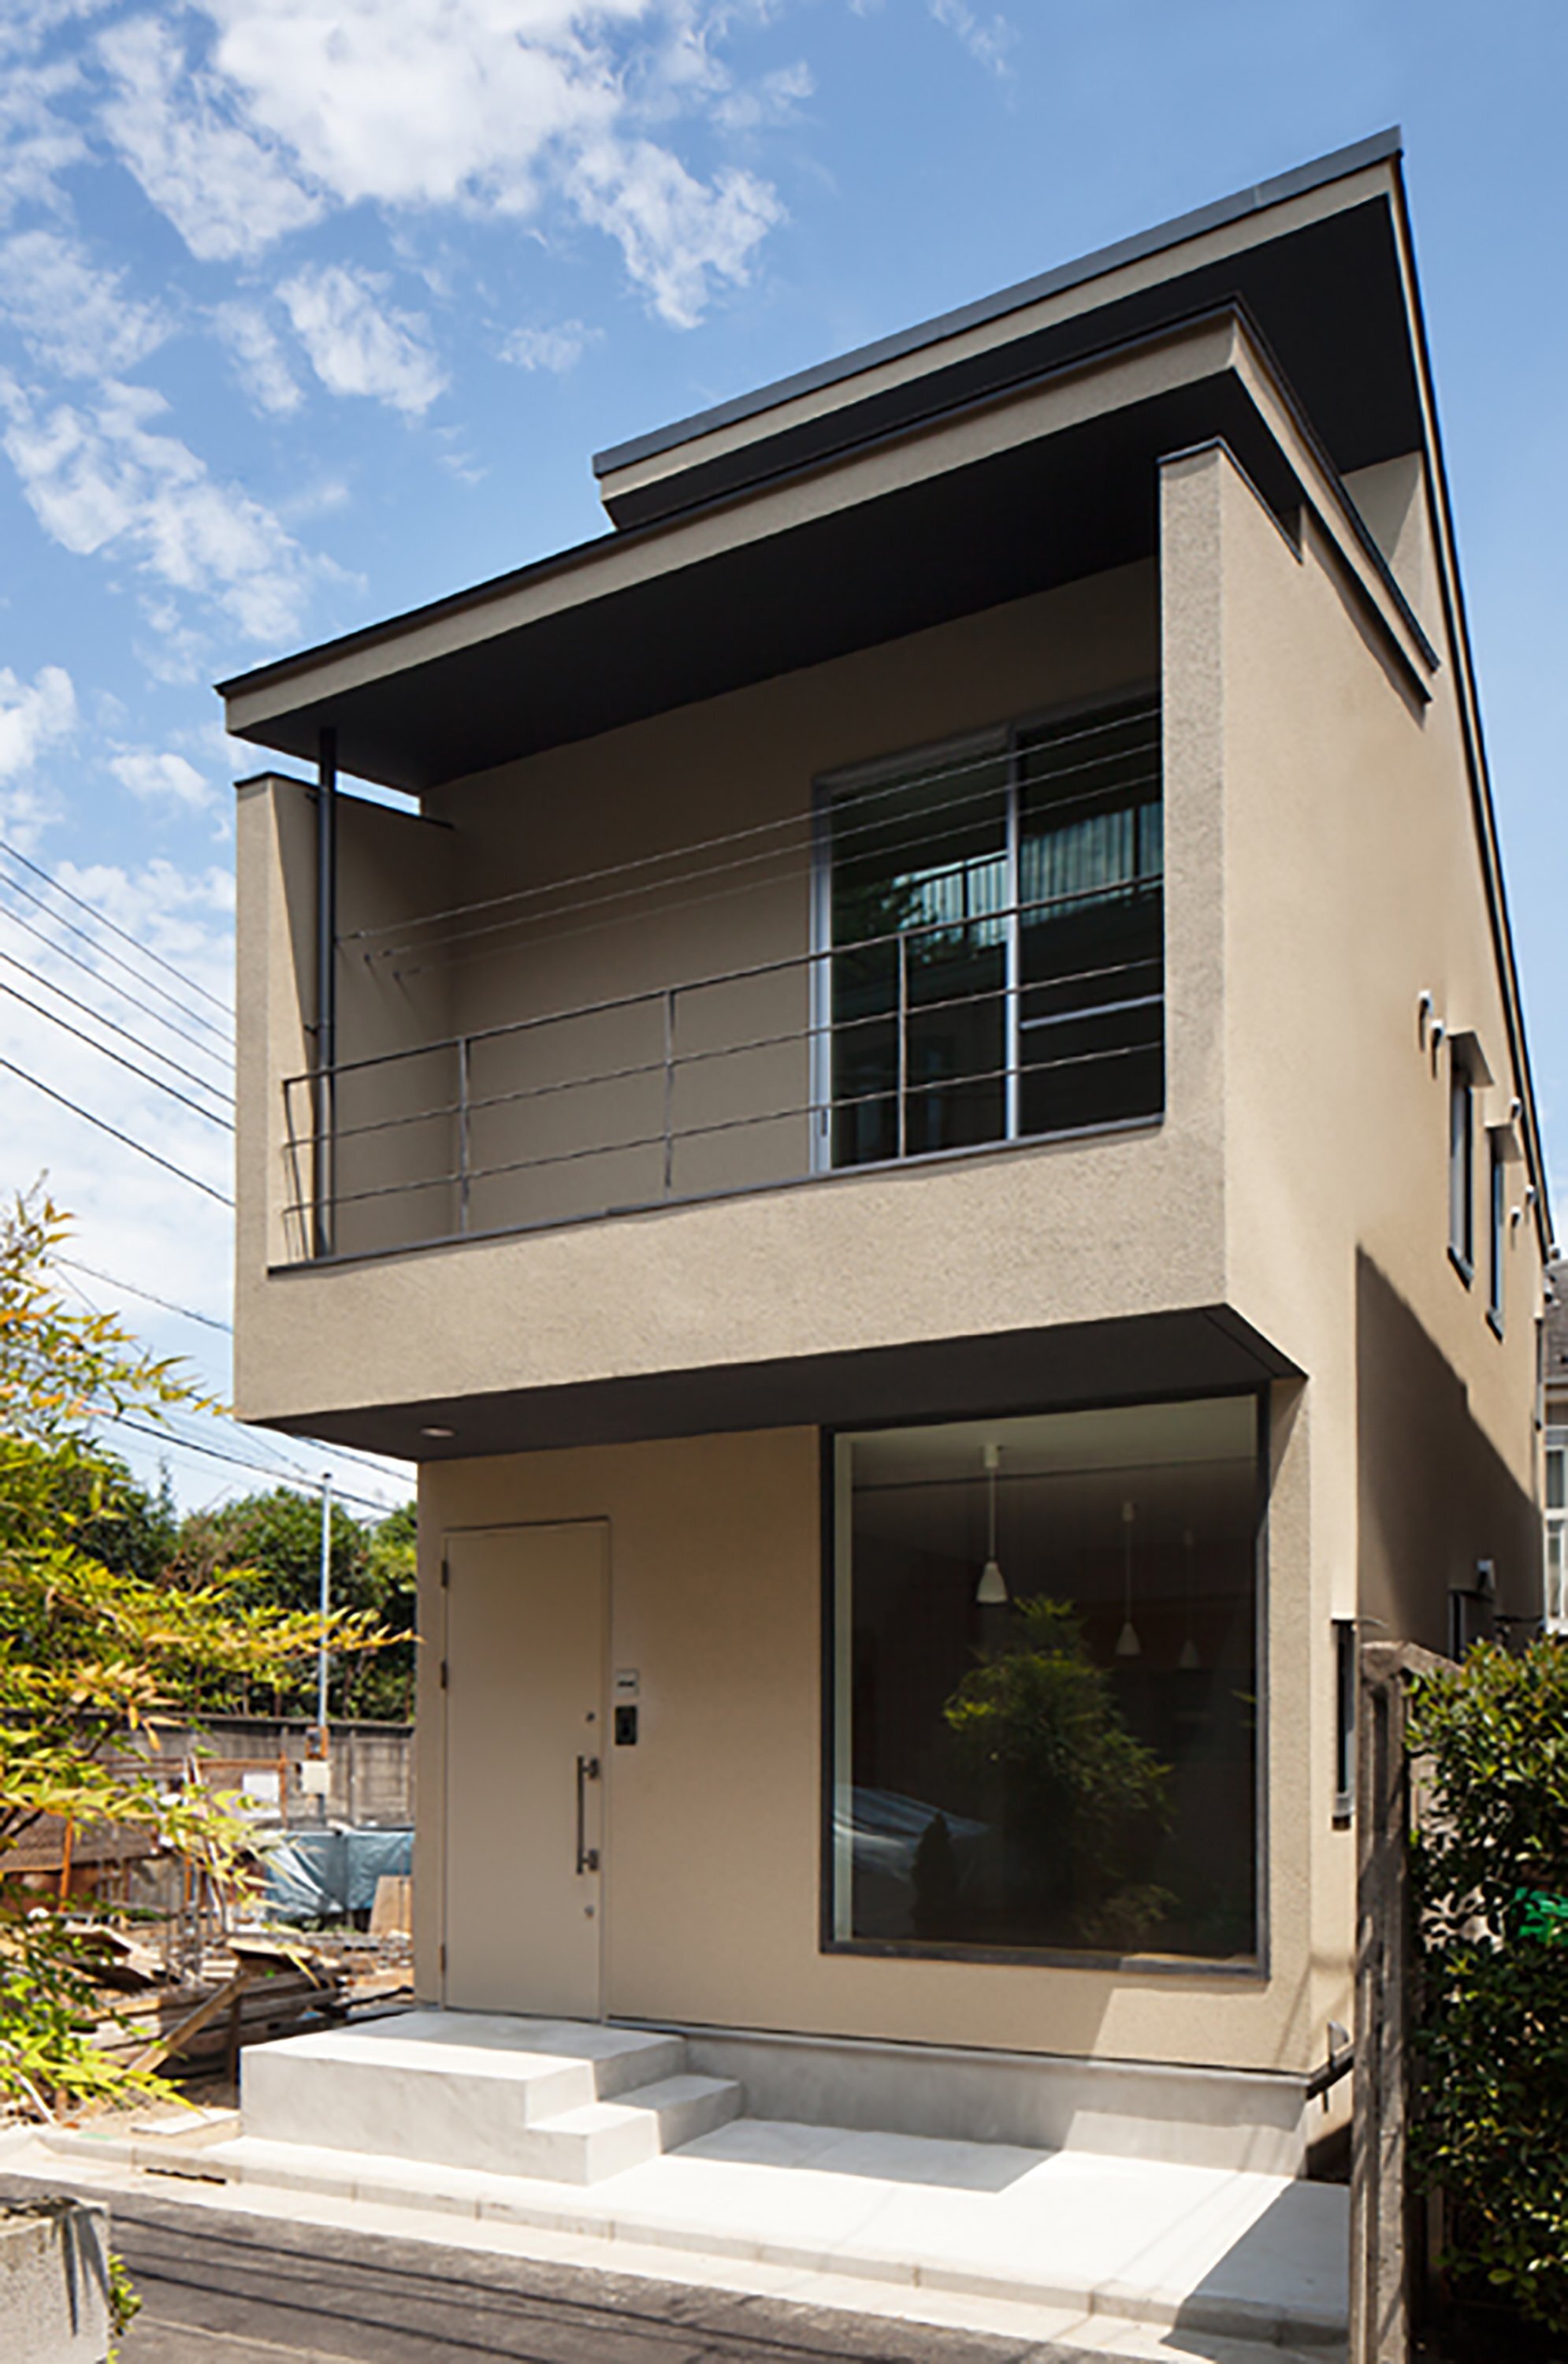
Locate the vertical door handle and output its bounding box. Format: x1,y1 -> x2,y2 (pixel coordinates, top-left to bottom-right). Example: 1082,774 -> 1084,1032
576,1753 -> 600,1874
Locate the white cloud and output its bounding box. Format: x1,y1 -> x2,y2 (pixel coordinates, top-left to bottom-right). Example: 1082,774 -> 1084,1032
713,60 -> 814,132
88,4 -> 787,328
0,226 -> 168,379
213,300 -> 303,415
0,371 -> 317,641
203,0 -> 636,211
0,663 -> 77,782
500,318 -> 598,373
0,50 -> 87,224
929,0 -> 1016,77
278,262 -> 447,415
569,138 -> 782,326
110,748 -> 213,811
98,13 -> 324,263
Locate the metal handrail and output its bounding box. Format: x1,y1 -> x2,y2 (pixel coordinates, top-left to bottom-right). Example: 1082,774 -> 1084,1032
280,880 -> 1163,1257
282,946 -> 1163,1157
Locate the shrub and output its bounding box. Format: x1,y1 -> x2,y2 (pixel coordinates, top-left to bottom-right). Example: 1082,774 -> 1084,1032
1407,1637 -> 1568,2334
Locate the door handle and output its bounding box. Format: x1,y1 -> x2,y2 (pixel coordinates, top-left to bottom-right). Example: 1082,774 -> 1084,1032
576,1754 -> 600,1875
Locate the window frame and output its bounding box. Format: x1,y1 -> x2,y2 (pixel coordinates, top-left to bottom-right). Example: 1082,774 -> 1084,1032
810,684 -> 1164,1177
817,1381 -> 1271,1979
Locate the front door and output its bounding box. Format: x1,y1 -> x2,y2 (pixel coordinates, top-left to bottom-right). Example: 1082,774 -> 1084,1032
442,1522 -> 607,2017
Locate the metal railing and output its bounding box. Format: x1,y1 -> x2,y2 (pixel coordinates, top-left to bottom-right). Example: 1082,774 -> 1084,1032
281,879 -> 1163,1263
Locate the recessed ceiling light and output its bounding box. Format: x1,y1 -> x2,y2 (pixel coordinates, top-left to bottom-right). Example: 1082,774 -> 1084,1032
420,1425 -> 455,1439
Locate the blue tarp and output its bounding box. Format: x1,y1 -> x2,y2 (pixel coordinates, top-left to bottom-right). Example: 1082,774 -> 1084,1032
262,1828 -> 413,1923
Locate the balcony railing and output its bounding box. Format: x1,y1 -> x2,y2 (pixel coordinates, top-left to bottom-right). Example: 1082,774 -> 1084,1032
281,879 -> 1163,1264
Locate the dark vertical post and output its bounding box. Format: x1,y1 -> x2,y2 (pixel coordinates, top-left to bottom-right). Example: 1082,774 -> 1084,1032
314,726 -> 338,1258
1351,1641 -> 1410,2364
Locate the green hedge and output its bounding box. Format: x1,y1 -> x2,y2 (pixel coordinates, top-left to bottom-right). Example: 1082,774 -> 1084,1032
1407,1637 -> 1568,2335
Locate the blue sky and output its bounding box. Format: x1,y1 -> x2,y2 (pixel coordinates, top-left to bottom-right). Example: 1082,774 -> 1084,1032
2,0 -> 1564,1511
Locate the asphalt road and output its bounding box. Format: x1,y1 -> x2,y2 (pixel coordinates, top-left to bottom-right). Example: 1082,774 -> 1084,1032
2,2178 -> 1085,2364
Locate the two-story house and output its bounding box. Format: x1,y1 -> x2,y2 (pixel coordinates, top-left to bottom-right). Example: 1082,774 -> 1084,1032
218,129 -> 1548,2192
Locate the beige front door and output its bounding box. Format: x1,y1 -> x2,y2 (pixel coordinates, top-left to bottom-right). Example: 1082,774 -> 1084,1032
441,1522 -> 608,2017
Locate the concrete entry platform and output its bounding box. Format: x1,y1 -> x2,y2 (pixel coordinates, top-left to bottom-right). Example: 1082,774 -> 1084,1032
242,2013 -> 742,2184
58,2011 -> 1347,2352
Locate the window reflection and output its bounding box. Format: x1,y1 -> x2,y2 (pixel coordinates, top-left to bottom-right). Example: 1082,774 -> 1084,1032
830,1396 -> 1260,1961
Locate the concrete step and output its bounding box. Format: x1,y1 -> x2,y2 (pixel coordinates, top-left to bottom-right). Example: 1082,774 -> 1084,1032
515,2074 -> 744,2184
240,2013 -> 690,2176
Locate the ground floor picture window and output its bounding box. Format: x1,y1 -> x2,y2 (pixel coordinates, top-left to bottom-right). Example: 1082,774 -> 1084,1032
828,1394 -> 1261,1962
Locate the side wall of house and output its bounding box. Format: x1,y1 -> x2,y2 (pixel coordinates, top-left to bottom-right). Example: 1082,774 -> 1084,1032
1160,440 -> 1544,2068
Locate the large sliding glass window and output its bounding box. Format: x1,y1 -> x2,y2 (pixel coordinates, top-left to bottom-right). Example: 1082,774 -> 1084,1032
823,694 -> 1163,1169
829,1395 -> 1261,1963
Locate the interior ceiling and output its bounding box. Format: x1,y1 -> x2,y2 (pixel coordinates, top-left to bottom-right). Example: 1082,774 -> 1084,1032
226,199 -> 1420,798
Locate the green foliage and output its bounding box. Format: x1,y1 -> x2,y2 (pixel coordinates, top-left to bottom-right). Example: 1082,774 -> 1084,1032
109,2247 -> 142,2343
942,1594 -> 1172,1948
1407,1637 -> 1568,2334
176,1489 -> 416,1719
0,1189 -> 385,2121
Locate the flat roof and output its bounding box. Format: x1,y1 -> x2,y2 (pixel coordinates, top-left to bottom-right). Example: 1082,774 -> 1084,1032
593,128 -> 1402,480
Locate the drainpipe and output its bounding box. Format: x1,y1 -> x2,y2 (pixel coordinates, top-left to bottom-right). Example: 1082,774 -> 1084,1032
314,725 -> 337,1258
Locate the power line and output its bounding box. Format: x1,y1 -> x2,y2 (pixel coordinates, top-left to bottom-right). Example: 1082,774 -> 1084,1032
0,945 -> 233,1106
0,973 -> 234,1129
0,1053 -> 232,1204
105,1414 -> 397,1515
0,867 -> 232,1048
353,703 -> 1159,961
0,834 -> 233,1019
0,899 -> 233,1072
56,1257 -> 230,1334
52,1258 -> 414,1482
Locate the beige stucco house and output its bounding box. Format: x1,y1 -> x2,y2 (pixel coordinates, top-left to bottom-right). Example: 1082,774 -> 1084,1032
219,131 -> 1549,2178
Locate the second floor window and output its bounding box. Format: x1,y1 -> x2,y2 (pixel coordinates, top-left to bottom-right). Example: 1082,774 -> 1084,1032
1488,1130 -> 1506,1334
823,693 -> 1164,1169
1448,1050 -> 1473,1278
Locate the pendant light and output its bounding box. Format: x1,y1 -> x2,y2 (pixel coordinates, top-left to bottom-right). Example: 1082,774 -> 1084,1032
1115,1497 -> 1140,1657
1178,1528 -> 1201,1670
975,1441 -> 1009,1604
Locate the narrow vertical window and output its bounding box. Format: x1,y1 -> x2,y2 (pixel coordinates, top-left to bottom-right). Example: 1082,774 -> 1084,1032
1332,1617 -> 1356,1822
1448,1053 -> 1473,1278
1488,1132 -> 1506,1335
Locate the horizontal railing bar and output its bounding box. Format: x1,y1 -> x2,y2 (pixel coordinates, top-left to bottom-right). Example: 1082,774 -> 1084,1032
284,959 -> 1164,1154
281,1034 -> 1162,1220
285,879 -> 1163,1093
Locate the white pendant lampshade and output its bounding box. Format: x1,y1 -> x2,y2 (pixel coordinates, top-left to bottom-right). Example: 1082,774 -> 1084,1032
975,1441 -> 1009,1604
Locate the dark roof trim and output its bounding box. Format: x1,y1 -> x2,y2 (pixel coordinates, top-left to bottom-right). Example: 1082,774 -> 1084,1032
592,128 -> 1403,480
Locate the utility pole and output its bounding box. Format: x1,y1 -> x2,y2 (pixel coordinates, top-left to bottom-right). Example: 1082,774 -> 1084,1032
316,1472 -> 333,1743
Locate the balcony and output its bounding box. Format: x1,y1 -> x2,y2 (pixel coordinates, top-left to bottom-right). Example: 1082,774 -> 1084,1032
281,697 -> 1165,1266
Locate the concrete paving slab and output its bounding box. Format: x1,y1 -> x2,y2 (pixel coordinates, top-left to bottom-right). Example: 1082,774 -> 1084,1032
11,2108 -> 1347,2352
1,2165 -> 1345,2364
